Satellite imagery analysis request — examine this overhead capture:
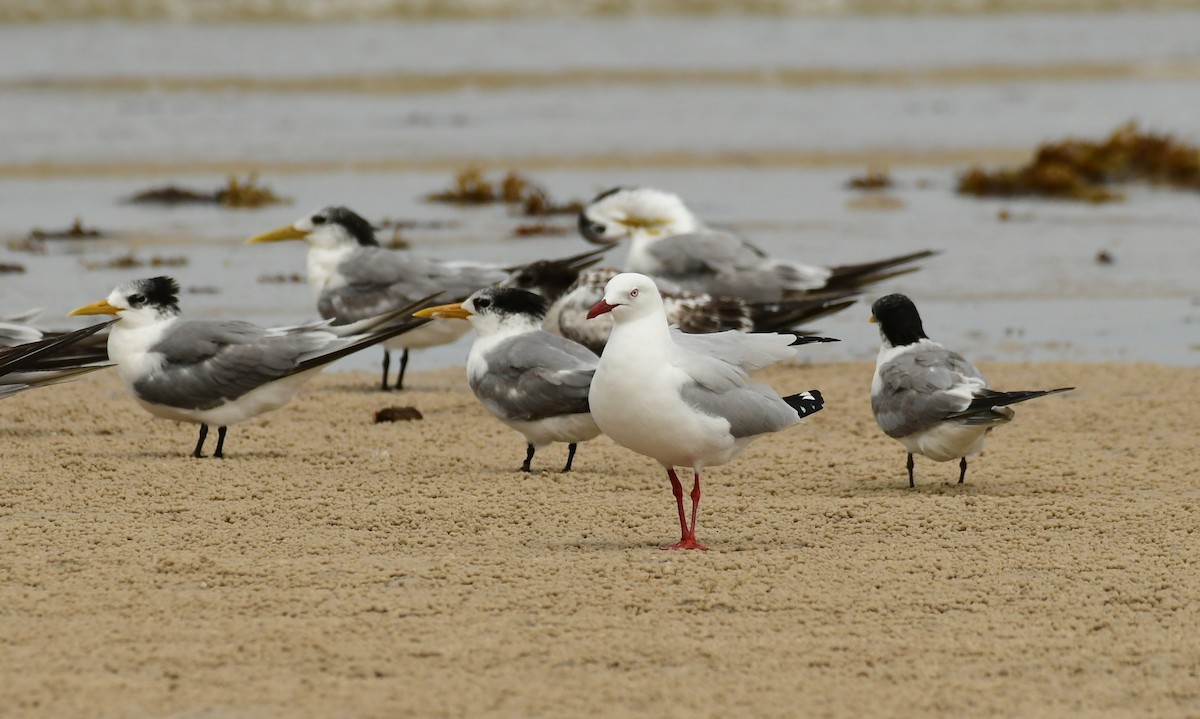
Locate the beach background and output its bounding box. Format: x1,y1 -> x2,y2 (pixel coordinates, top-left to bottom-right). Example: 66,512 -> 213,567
1,1 -> 1198,716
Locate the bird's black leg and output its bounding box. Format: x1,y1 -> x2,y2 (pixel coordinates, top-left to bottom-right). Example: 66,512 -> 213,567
561,443 -> 578,473
521,443 -> 535,472
193,424 -> 209,458
906,452 -> 915,488
395,348 -> 410,391
380,350 -> 391,391
213,426 -> 228,459
958,457 -> 967,485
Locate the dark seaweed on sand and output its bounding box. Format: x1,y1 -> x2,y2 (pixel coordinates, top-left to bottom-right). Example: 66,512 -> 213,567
127,174 -> 290,208
82,253 -> 188,271
846,168 -> 893,191
957,122 -> 1200,203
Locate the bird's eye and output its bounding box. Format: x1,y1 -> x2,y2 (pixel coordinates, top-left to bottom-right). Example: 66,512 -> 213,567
518,272 -> 532,284
128,293 -> 145,305
591,224 -> 606,235
475,298 -> 491,309
311,215 -> 327,225
630,288 -> 639,298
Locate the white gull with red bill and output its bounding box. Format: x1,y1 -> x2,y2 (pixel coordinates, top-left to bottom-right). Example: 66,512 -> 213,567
585,272 -> 829,550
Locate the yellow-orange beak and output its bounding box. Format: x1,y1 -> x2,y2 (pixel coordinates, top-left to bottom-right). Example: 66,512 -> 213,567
413,302 -> 472,320
68,299 -> 121,316
868,314 -> 877,323
246,224 -> 309,244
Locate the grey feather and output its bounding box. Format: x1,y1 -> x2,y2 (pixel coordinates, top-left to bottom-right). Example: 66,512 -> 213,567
134,320 -> 331,410
679,378 -> 800,438
470,332 -> 597,422
321,247 -> 507,324
871,345 -> 995,438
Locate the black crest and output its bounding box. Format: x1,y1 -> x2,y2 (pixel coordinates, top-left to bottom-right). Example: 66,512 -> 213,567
472,287 -> 547,320
871,293 -> 928,347
317,206 -> 378,246
588,186 -> 627,205
129,276 -> 181,312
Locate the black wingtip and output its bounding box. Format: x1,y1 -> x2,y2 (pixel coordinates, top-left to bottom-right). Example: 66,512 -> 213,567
789,335 -> 840,345
784,389 -> 825,418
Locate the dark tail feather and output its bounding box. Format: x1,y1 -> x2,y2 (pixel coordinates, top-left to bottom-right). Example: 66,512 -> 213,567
783,389 -> 825,419
788,335 -> 839,346
501,246 -> 608,274
823,250 -> 939,291
952,386 -> 1074,418
749,296 -> 857,332
0,319 -> 114,376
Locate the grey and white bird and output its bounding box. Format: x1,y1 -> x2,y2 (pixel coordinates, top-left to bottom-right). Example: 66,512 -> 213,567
415,287 -> 600,473
0,320 -> 113,398
869,293 -> 1073,488
508,264 -> 853,354
69,276 -> 431,458
586,272 -> 829,550
577,186 -> 937,302
249,206 -> 607,392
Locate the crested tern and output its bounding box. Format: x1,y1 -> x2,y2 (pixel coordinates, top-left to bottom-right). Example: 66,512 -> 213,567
70,276 -> 431,458
577,186 -> 937,302
416,287 -> 601,473
248,206 -> 606,391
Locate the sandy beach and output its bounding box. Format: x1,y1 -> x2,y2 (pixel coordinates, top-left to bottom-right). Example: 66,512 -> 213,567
2,359 -> 1196,717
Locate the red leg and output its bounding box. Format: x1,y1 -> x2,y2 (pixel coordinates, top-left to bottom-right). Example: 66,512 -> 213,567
663,468 -> 708,551
665,468 -> 688,544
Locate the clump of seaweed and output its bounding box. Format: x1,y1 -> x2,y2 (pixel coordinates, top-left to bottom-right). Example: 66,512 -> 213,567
957,122 -> 1200,202
127,173 -> 290,208
0,262 -> 26,274
846,168 -> 893,191
426,168 -> 583,216
29,217 -> 104,240
82,253 -> 188,270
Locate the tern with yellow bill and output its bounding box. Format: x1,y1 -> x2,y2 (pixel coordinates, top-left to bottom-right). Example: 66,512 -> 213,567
416,287 -> 600,473
70,276 -> 432,458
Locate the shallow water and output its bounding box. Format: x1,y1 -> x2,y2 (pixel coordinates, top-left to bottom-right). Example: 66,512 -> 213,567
0,12 -> 1197,371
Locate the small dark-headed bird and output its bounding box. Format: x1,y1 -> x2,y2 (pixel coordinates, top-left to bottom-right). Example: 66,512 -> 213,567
869,293 -> 1073,487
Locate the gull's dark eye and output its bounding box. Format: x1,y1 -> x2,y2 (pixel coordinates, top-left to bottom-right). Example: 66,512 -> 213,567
591,223 -> 606,235
475,297 -> 492,309
128,293 -> 145,306
311,215 -> 327,225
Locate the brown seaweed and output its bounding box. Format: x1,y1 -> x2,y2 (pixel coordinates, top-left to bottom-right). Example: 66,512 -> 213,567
128,173 -> 290,208
957,122 -> 1200,202
846,168 -> 893,191
28,218 -> 104,240
426,168 -> 583,215
82,253 -> 188,270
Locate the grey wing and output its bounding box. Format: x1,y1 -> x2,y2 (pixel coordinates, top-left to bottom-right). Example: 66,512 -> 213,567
134,320 -> 328,410
322,247 -> 506,323
680,378 -> 798,438
871,346 -> 987,438
646,231 -> 792,301
470,333 -> 597,422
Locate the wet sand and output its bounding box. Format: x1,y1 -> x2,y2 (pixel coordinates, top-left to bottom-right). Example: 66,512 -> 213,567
2,360 -> 1197,717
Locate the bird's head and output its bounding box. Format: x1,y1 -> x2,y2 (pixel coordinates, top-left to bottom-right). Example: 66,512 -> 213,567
69,276 -> 181,326
414,287 -> 546,336
870,293 -> 928,348
247,206 -> 378,250
587,272 -> 662,322
577,187 -> 699,245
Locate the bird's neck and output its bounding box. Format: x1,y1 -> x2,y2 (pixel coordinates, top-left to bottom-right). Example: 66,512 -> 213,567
307,244 -> 354,294
607,309 -> 674,360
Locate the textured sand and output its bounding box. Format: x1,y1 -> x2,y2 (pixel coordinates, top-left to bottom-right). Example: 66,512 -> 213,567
1,361 -> 1197,718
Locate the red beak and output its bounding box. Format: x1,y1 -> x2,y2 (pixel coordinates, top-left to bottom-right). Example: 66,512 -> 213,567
586,299 -> 618,319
